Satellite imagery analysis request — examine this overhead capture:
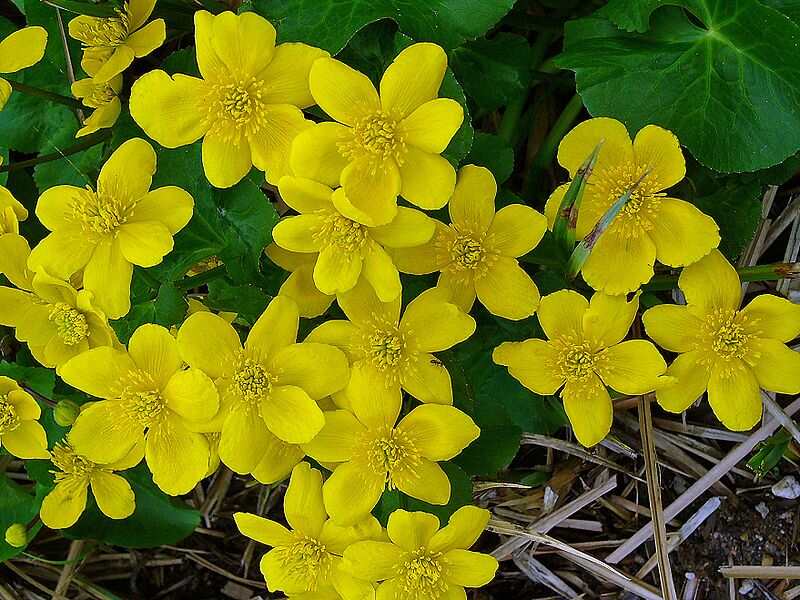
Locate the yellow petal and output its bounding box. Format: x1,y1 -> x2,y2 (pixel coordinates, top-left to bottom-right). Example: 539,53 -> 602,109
310,57 -> 380,125
314,245 -> 363,294
388,222 -> 453,275
380,43 -> 447,119
332,184 -> 398,228
219,407 -> 271,473
448,165 -> 496,235
263,385 -> 324,444
104,437 -> 145,470
678,249 -> 741,314
362,245 -> 401,302
342,157 -> 401,222
370,207 -> 435,248
35,185 -> 80,231
128,0 -> 156,29
193,10 -> 226,80
7,389 -> 40,420
474,256 -> 540,320
60,347 -> 135,398
259,546 -> 314,593
393,457 -> 450,505
67,400 -> 143,463
302,409 -> 364,463
249,104 -> 311,185
442,549 -> 498,587
305,320 -> 358,352
399,147 -> 455,210
0,77 -> 10,109
278,176 -> 333,214
83,238 -> 133,319
387,510 -> 439,551
707,360 -> 762,431
289,122 -> 351,188
0,287 -> 33,330
437,270 -> 477,313
278,265 -> 336,319
129,71 -> 209,148
399,98 -> 463,154
211,11 -> 275,79
126,19 -> 165,58
177,312 -> 240,379
284,462 -> 326,537
91,45 -> 135,83
342,540 -> 403,581
258,42 -> 329,108
582,228 -> 656,295
118,221 -> 173,267
90,471 -> 135,519
39,479 -> 87,529
642,304 -> 702,352
0,26 -> 47,73
164,368 -> 219,423
648,198 -> 719,267
492,339 -> 563,395
324,460 -> 386,526
98,137 -> 155,202
202,131 -> 252,189
76,98 -> 121,137
246,295 -> 299,361
272,214 -> 326,253
129,186 -> 194,234
0,234 -> 31,290
397,404 -> 478,460
234,512 -> 294,547
399,353 -> 453,405
596,339 -> 667,395
561,374 -> 612,447
557,117 -> 633,179
486,204 -> 547,258
655,351 -> 710,413
346,361 -> 402,430
544,182 -> 567,231
401,287 -> 475,353
429,505 -> 490,553
582,291 -> 639,349
338,276 -> 400,326
537,289 -> 588,340
748,338 -> 800,394
740,294 -> 800,343
128,323 -> 181,387
1,420 -> 48,459
632,124 -> 686,191
271,342 -> 349,400
27,230 -> 94,280
251,429 -> 305,484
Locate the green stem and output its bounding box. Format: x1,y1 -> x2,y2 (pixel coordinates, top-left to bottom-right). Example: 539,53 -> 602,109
523,93 -> 583,197
9,81 -> 83,109
177,265 -> 227,291
645,262 -> 800,291
0,130 -> 111,173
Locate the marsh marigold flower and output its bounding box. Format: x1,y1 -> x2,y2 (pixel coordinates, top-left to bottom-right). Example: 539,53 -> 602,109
342,506 -> 498,599
291,43 -> 463,226
545,118 -> 720,294
176,296 -> 349,474
68,0 -> 165,83
392,165 -> 546,320
130,11 -> 327,188
0,176 -> 27,235
39,441 -> 141,529
28,138 -> 194,319
265,244 -> 335,318
0,26 -> 47,109
0,235 -> 116,371
643,250 -> 800,431
304,399 -> 479,525
235,462 -> 380,597
273,176 -> 435,301
71,67 -> 123,138
494,290 -> 670,446
307,280 -> 476,411
61,324 -> 219,495
0,376 -> 48,459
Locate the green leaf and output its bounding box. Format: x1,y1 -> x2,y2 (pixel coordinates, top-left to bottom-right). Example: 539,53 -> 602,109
0,362 -> 55,397
405,463 -> 473,522
206,279 -> 271,326
247,0 -> 516,54
558,1 -> 800,172
111,283 -> 187,344
464,132 -> 514,183
0,475 -> 42,561
455,425 -> 521,476
451,32 -> 532,114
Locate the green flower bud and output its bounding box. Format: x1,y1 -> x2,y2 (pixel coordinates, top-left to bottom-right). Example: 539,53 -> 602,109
54,399 -> 80,427
4,523 -> 27,548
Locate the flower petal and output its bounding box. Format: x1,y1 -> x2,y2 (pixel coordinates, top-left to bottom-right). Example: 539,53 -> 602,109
128,323 -> 181,387
332,186 -> 398,228
193,10 -> 226,80
202,131 -> 252,189
399,98 -> 463,154
557,117 -> 633,179
278,265 -> 335,318
302,409 -> 364,463
27,230 -> 94,280
429,505 -> 490,553
271,342 -> 349,399
177,312 -> 240,379
129,186 -> 194,234
399,147 -> 455,211
443,549 -> 498,587
596,339 -> 667,395
561,374 -> 612,447
387,509 -> 439,551
397,404 -> 479,461
655,351 -> 710,413
246,295 -> 299,362
99,138 -> 155,201
0,26 -> 47,73
324,460 -> 386,526
740,294 -> 800,343
60,346 -> 135,398
128,0 -> 156,29
342,541 -> 403,581
263,385 -> 324,444
338,276 -> 400,326
583,292 -> 639,349
537,289 -> 588,340
284,462 -> 326,537
342,157 -> 402,223
251,430 -> 305,484
582,229 -> 656,295
277,176 -> 333,214
83,238 -> 133,319
707,360 -> 762,431
641,304 -> 702,353
126,19 -> 165,58
234,512 -> 294,547
0,233 -> 32,290
346,361 -> 402,429
258,42 -> 328,108
211,11 -> 275,79
289,122 -> 351,187
7,389 -> 40,420
310,57 -> 380,125
393,458 -> 450,505
314,245 -> 363,295
648,198 -> 719,267
400,353 -> 453,405
272,214 -> 326,253
1,420 -> 48,459
249,104 -> 311,185
164,368 -> 219,423
632,124 -> 686,191
90,471 -> 135,519
475,256 -> 540,320
492,339 -> 563,395
401,287 -> 475,353
438,270 -> 477,313
370,207 -> 435,248
35,185 -> 79,231
40,479 -> 87,529
678,250 -> 741,314
748,338 -> 800,394
87,45 -> 135,83
380,43 -> 447,119
388,222 -> 453,275
448,165 -> 496,235
362,244 -> 401,302
219,407 -> 271,473
67,400 -> 143,463
118,221 -> 173,267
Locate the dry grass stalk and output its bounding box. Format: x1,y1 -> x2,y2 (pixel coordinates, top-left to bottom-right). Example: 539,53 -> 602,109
762,391 -> 800,445
520,434 -> 641,480
512,552 -> 578,598
53,540 -> 85,600
719,566 -> 800,579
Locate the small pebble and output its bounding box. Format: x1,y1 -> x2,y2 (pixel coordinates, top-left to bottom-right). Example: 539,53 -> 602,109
739,580 -> 755,596
771,475 -> 800,499
755,501 -> 769,518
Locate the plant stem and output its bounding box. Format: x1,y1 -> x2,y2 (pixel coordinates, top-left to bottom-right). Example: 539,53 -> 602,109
523,93 -> 583,197
0,130 -> 111,173
177,265 -> 228,291
645,262 -> 800,291
9,80 -> 83,109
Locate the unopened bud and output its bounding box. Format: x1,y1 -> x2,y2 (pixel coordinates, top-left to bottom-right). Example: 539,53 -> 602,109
54,399 -> 80,427
5,524 -> 27,548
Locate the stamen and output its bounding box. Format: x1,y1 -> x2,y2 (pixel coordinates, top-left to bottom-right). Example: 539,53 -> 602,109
71,8 -> 130,48
362,322 -> 406,374
339,111 -> 406,168
203,79 -> 269,145
51,442 -> 96,482
230,352 -> 276,412
68,186 -> 134,235
701,309 -> 752,361
118,370 -> 165,428
0,395 -> 20,435
81,81 -> 117,109
277,536 -> 333,592
314,214 -> 368,253
363,427 -> 421,489
449,234 -> 485,271
553,338 -> 599,384
48,303 -> 90,346
591,162 -> 663,238
396,547 -> 447,599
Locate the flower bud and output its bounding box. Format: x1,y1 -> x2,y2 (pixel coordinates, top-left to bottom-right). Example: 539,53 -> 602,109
54,399 -> 80,427
5,524 -> 27,548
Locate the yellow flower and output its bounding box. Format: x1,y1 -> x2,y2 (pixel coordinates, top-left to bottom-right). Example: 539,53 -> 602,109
643,250 -> 800,431
129,10 -> 327,188
342,506 -> 498,599
306,279 -> 476,410
234,462 -> 380,597
392,165 -> 547,320
494,290 -> 669,446
60,324 -> 219,495
265,244 -> 335,318
304,401 -> 479,526
273,176 -> 435,301
39,441 -> 140,529
291,42 -> 464,227
68,0 -> 165,83
176,296 -> 349,474
28,138 -> 194,319
545,117 -> 720,294
0,376 -> 48,459
0,26 -> 47,109
0,183 -> 27,235
71,72 -> 122,138
0,234 -> 116,371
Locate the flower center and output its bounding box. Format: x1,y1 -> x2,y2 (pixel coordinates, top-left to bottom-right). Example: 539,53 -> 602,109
49,303 -> 90,346
449,234 -> 484,271
118,370 -> 165,428
365,326 -> 406,372
69,186 -> 133,235
316,214 -> 368,253
83,82 -> 117,108
397,548 -> 446,600
205,80 -> 268,143
364,427 -> 421,489
230,353 -> 275,410
555,339 -> 598,382
0,396 -> 20,435
592,162 -> 663,238
702,309 -> 751,360
72,12 -> 129,48
51,442 -> 96,482
279,536 -> 332,591
340,112 -> 406,166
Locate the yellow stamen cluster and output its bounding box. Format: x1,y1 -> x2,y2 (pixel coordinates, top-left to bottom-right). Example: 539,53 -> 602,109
396,547 -> 447,599
49,303 -> 90,346
51,442 -> 97,482
205,80 -> 269,144
341,112 -> 406,167
0,395 -> 20,435
72,11 -> 130,48
118,370 -> 165,427
230,353 -> 275,410
280,536 -> 333,590
83,82 -> 117,108
700,309 -> 752,361
593,162 -> 663,238
316,213 -> 368,253
362,323 -> 406,373
363,427 -> 420,489
69,186 -> 133,235
449,234 -> 486,272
